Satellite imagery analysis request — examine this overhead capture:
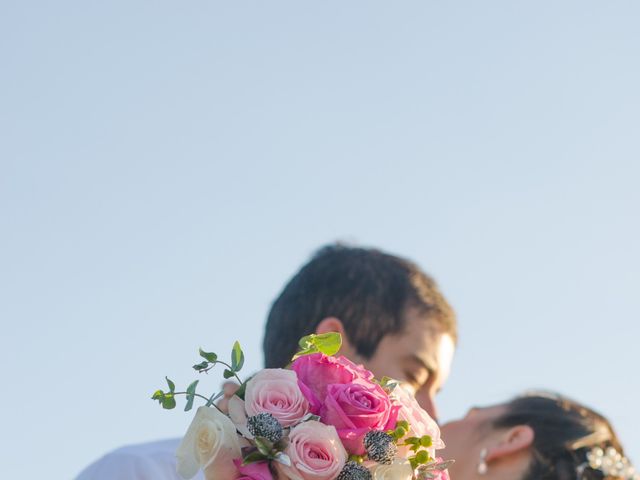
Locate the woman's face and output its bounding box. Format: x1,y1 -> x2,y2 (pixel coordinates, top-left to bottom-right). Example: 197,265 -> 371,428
440,404 -> 507,479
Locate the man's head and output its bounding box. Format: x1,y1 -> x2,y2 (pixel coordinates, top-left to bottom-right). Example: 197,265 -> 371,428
263,244 -> 457,420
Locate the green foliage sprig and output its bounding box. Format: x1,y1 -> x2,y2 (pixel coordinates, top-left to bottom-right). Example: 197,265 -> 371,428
152,333 -> 342,412
403,435 -> 435,470
242,436 -> 291,466
386,420 -> 436,470
194,340 -> 244,384
152,341 -> 245,411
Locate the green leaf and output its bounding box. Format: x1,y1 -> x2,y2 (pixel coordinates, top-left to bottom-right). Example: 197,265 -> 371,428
162,394 -> 176,410
205,390 -> 225,407
151,390 -> 164,402
187,380 -> 199,394
292,333 -> 342,361
242,451 -> 268,465
231,341 -> 244,372
273,452 -> 291,467
291,345 -> 318,361
301,413 -> 322,423
298,334 -> 315,350
223,369 -> 235,379
193,361 -> 209,372
165,377 -> 176,393
432,460 -> 455,470
184,380 -> 199,412
235,380 -> 249,400
418,459 -> 455,474
199,348 -> 218,363
378,376 -> 400,394
274,437 -> 290,452
254,437 -> 274,456
312,332 -> 342,356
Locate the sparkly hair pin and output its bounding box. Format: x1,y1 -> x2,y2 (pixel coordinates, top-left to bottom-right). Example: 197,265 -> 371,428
577,446 -> 640,480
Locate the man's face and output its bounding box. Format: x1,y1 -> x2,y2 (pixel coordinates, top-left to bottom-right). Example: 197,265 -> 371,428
358,310 -> 455,421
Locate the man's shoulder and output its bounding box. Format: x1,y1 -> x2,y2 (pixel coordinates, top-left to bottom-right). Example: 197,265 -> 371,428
75,438 -> 193,480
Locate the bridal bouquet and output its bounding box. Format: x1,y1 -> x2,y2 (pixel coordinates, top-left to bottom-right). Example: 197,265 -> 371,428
152,333 -> 451,480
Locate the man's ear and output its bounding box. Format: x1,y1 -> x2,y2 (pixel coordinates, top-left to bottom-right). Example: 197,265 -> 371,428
486,425 -> 535,462
315,317 -> 355,356
315,316 -> 346,337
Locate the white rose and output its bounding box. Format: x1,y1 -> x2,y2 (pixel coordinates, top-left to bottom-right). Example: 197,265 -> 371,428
369,459 -> 414,480
176,406 -> 242,480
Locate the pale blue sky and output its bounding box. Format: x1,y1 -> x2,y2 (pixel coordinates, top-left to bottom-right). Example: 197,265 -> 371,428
1,2 -> 639,478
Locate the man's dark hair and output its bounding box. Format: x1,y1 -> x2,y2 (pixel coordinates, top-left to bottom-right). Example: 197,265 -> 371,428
263,244 -> 457,368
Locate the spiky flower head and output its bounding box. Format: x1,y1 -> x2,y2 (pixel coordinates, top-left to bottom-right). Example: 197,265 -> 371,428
246,412 -> 283,443
364,430 -> 397,465
337,461 -> 373,480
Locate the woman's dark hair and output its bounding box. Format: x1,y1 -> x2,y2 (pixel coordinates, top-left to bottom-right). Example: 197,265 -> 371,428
494,393 -> 627,480
262,244 -> 456,368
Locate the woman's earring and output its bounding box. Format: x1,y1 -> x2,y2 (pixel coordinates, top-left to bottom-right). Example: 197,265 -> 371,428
477,448 -> 488,475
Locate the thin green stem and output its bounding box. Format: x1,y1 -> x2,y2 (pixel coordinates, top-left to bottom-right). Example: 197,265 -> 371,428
201,360 -> 243,385
173,391 -> 225,414
206,390 -> 225,407
173,392 -> 210,402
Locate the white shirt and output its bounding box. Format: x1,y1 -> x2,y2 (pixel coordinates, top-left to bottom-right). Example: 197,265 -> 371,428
75,438 -> 205,480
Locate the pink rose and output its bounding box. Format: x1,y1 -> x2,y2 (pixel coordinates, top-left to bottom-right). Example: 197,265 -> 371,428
291,353 -> 374,413
393,386 -> 444,458
244,369 -> 310,427
320,382 -> 399,454
276,420 -> 348,480
233,460 -> 274,480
